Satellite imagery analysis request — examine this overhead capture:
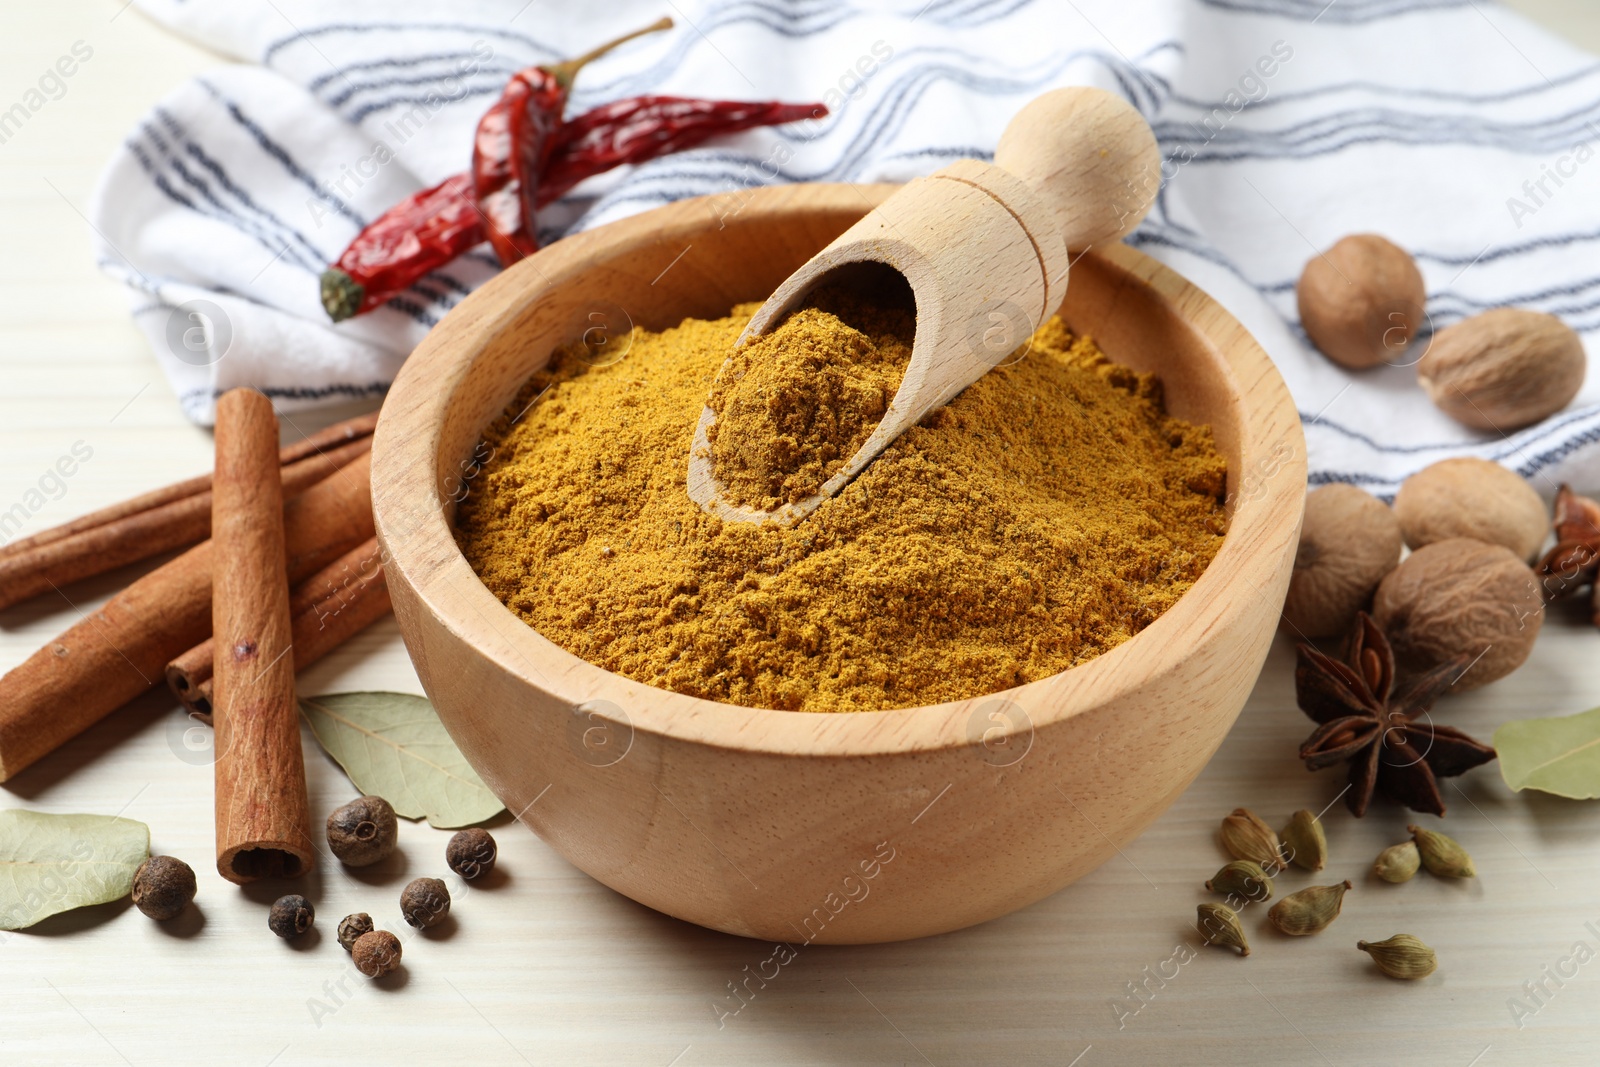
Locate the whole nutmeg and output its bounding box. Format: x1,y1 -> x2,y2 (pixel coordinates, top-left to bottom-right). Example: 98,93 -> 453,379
1282,484 -> 1403,638
352,929 -> 403,978
446,828 -> 497,881
1372,537 -> 1543,691
1297,234 -> 1426,369
130,855 -> 197,921
268,894 -> 315,939
326,795 -> 399,868
1393,458 -> 1548,562
1418,308 -> 1584,431
400,876 -> 451,929
337,912 -> 375,952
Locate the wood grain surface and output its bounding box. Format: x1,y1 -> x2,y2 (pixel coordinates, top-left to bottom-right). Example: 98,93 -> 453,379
3,4 -> 1600,1066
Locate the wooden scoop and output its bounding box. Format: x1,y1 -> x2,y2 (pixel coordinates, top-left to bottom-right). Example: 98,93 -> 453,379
687,87 -> 1161,526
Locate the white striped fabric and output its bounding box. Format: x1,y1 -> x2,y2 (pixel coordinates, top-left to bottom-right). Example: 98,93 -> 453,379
94,0 -> 1600,498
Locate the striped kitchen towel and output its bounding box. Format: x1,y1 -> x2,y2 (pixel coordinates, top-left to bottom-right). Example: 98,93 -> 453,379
92,0 -> 1600,497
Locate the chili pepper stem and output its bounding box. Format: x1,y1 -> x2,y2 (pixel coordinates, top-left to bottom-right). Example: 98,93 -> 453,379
320,268 -> 365,323
544,16 -> 673,88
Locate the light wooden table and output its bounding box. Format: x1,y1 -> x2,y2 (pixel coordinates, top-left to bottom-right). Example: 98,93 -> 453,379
3,4 -> 1599,1065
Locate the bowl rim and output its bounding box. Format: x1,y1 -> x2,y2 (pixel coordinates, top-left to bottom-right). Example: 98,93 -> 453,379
372,182 -> 1305,760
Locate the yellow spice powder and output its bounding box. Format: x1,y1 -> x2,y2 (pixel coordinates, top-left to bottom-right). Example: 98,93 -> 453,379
706,288 -> 911,508
454,300 -> 1227,713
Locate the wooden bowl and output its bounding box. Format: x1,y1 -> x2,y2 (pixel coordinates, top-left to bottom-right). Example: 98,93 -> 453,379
371,183 -> 1305,944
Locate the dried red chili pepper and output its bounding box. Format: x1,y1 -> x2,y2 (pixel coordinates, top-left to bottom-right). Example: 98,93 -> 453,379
541,96 -> 825,199
320,18 -> 667,323
319,172 -> 480,322
471,71 -> 544,266
474,18 -> 672,267
320,97 -> 824,322
318,27 -> 825,323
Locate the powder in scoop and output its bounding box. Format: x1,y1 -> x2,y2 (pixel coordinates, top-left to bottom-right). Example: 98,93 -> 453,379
706,288 -> 912,508
455,301 -> 1227,714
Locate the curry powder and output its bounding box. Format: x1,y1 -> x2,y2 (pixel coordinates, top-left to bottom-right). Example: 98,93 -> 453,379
706,288 -> 912,508
454,299 -> 1227,713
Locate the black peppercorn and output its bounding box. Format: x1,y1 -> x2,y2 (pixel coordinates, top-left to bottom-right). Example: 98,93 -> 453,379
326,795 -> 399,867
337,912 -> 375,951
268,894 -> 315,938
352,929 -> 403,978
445,828 -> 497,881
399,877 -> 450,928
130,855 -> 196,921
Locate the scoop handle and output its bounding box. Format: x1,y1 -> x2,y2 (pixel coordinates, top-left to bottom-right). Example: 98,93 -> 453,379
993,87 -> 1161,253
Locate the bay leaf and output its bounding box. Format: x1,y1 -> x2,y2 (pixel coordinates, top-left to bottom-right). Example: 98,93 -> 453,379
0,810 -> 151,930
1495,706 -> 1600,798
299,692 -> 504,828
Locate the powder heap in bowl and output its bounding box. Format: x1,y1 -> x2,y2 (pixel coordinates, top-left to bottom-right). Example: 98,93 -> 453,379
454,297 -> 1227,713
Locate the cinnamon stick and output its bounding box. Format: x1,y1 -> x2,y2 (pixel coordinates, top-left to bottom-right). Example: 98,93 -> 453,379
167,537 -> 391,722
0,451 -> 373,783
211,389 -> 313,883
0,413 -> 377,611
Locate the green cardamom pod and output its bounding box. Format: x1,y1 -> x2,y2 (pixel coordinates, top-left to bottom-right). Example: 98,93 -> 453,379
1220,808 -> 1284,872
1267,880 -> 1352,936
1358,934 -> 1437,979
1408,825 -> 1475,879
1279,809 -> 1327,871
1196,902 -> 1250,956
1205,860 -> 1273,903
1373,841 -> 1421,883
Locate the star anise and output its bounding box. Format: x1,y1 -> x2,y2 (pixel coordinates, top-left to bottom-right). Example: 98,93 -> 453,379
1295,612 -> 1496,817
1535,484 -> 1600,621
